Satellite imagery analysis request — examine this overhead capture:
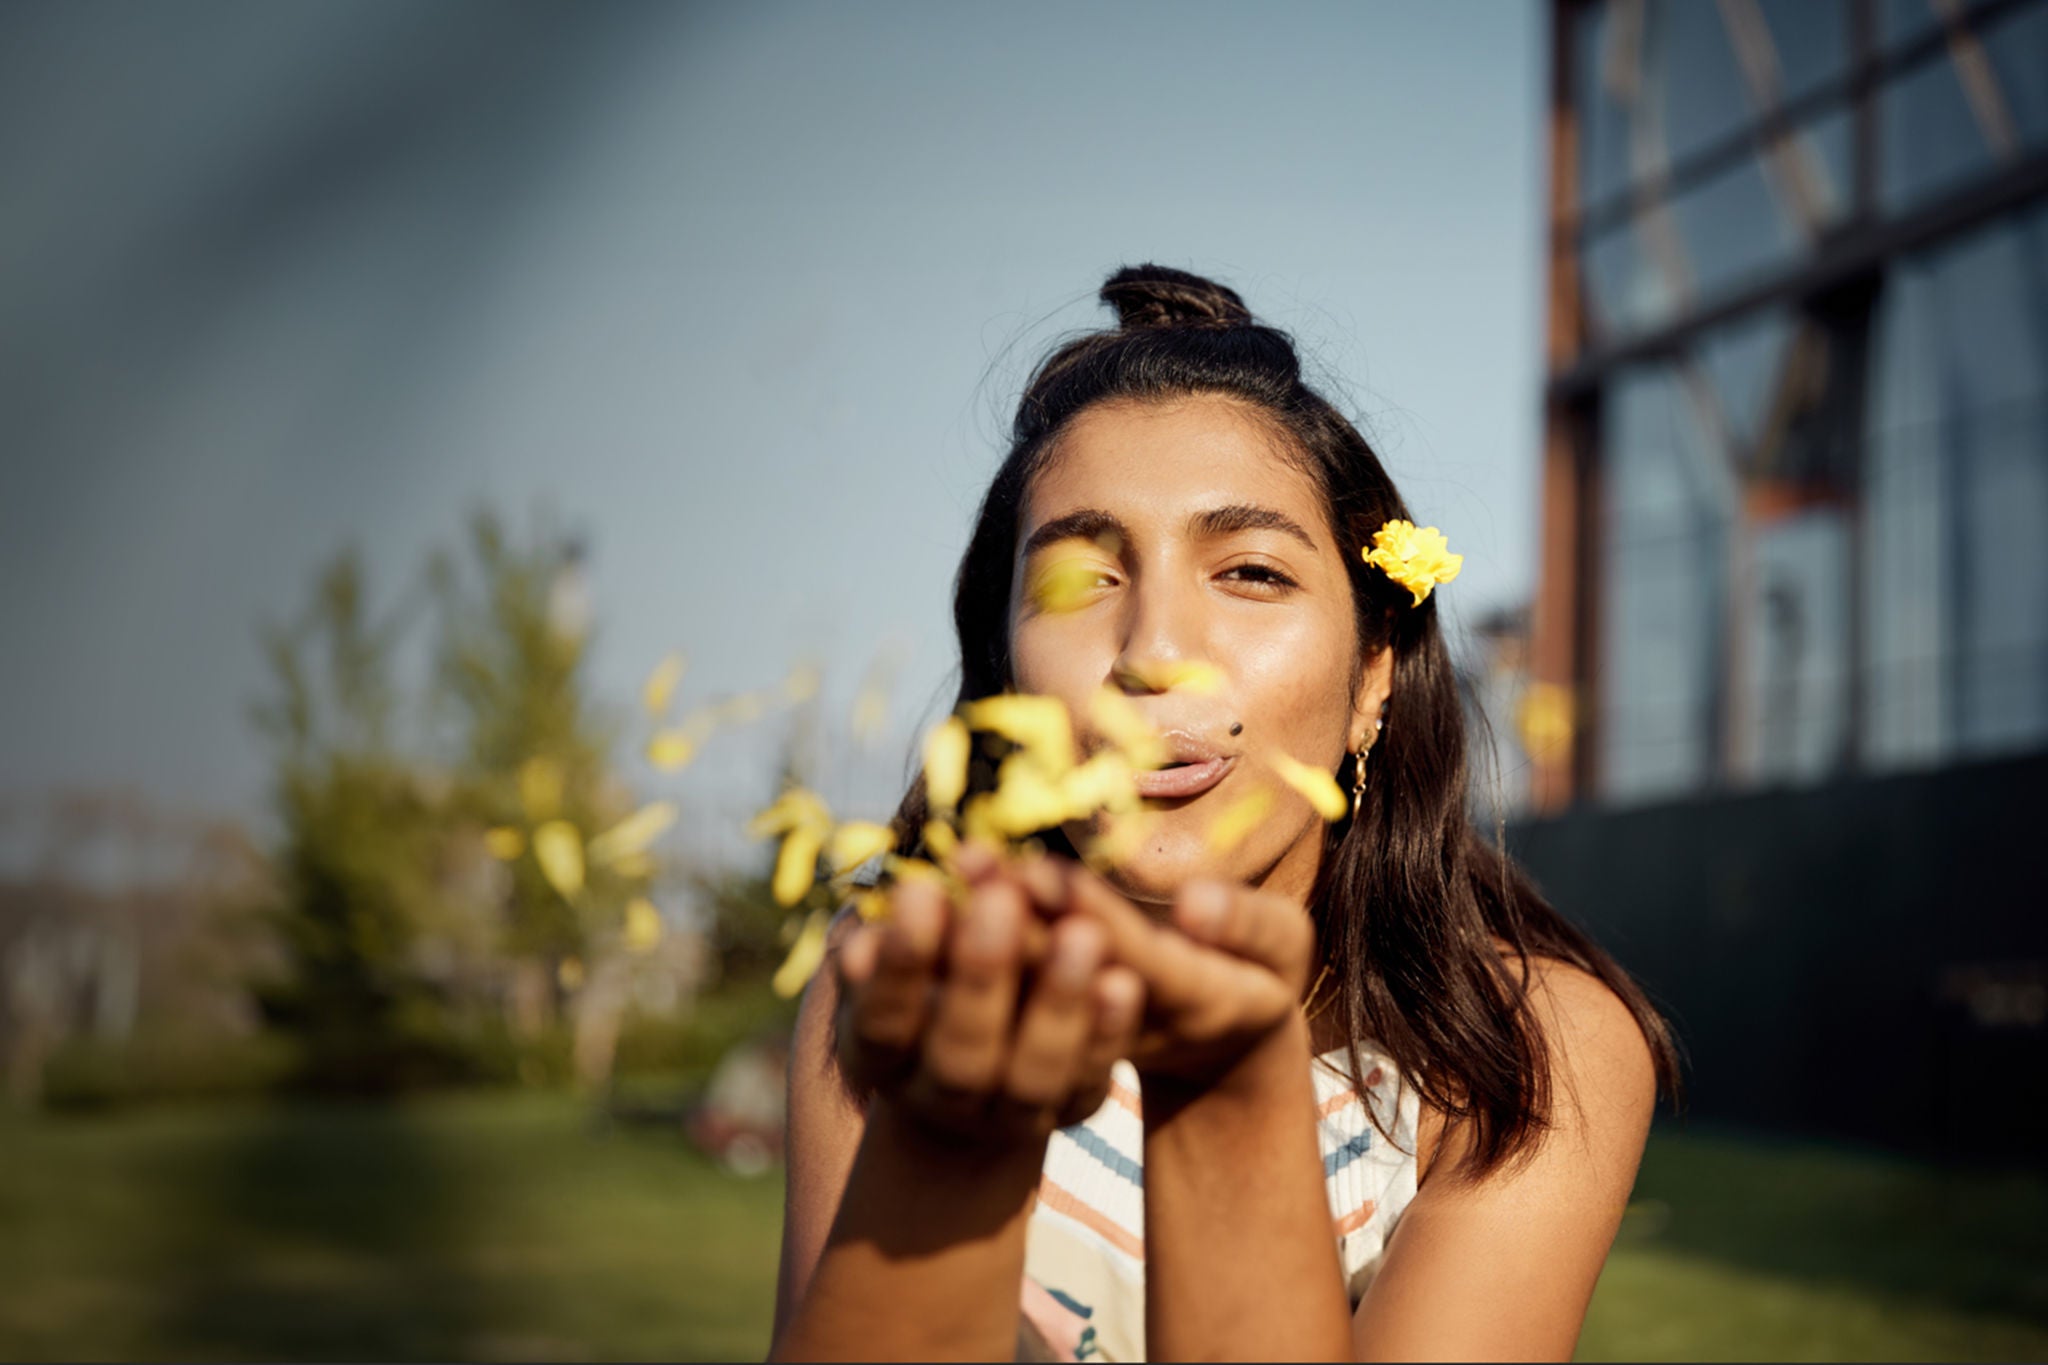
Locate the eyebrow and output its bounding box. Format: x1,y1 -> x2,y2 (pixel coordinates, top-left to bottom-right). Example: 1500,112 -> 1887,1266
1021,503 -> 1320,558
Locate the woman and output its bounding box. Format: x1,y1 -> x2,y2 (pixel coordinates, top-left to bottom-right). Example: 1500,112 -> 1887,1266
770,264 -> 1686,1361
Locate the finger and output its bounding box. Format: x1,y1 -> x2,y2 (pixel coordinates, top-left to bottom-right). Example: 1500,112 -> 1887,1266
1054,964 -> 1144,1128
909,873 -> 1026,1103
845,879 -> 946,1059
1172,880 -> 1317,991
1004,916 -> 1104,1109
1057,859 -> 1215,1009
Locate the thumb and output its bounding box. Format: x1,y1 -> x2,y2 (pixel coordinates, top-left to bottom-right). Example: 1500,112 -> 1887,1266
1171,880 -> 1316,994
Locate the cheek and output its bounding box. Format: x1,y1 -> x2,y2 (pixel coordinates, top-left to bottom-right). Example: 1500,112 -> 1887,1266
1224,609 -> 1355,755
1008,617 -> 1110,697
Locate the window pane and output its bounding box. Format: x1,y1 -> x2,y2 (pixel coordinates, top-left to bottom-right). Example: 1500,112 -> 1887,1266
1865,200 -> 2048,768
1598,365 -> 1731,803
1581,111 -> 1852,342
1881,40 -> 2003,211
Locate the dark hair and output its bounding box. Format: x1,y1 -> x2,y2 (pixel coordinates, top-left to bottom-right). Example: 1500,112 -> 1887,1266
884,263 -> 1686,1184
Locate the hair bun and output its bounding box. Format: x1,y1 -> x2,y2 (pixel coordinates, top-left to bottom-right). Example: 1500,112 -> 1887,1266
1100,264 -> 1253,331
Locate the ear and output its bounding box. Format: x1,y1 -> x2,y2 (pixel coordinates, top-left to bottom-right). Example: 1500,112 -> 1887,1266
1349,644 -> 1393,753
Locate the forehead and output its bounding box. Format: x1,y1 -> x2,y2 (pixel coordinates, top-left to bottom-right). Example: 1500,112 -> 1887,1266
1025,395 -> 1325,532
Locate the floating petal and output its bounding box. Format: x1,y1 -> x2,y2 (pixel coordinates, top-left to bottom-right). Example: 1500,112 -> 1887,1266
747,787 -> 832,840
588,801 -> 677,866
1205,788 -> 1274,854
642,652 -> 687,717
532,819 -> 585,900
772,823 -> 826,907
771,908 -> 831,998
922,715 -> 970,811
960,694 -> 1075,775
1026,548 -> 1112,614
1089,687 -> 1170,770
646,729 -> 698,771
1128,659 -> 1226,695
920,818 -> 958,860
483,827 -> 525,861
828,820 -> 895,874
623,896 -> 664,953
1269,751 -> 1348,822
557,956 -> 585,991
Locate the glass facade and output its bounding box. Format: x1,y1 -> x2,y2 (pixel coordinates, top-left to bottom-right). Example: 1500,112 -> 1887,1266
1554,0 -> 2048,807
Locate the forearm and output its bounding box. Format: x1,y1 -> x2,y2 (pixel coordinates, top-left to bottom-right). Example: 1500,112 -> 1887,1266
771,1100 -> 1043,1362
1141,1017 -> 1354,1361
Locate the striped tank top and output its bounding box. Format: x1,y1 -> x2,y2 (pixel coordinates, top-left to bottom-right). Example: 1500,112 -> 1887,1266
1018,1045 -> 1421,1362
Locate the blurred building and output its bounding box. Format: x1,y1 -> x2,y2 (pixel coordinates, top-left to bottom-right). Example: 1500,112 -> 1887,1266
1508,0 -> 2048,1166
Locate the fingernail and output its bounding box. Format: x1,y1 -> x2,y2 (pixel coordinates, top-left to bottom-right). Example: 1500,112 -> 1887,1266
1051,926 -> 1100,990
967,883 -> 1018,952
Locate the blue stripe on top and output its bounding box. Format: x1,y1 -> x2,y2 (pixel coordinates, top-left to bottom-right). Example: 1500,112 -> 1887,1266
1058,1121 -> 1145,1189
1322,1131 -> 1374,1178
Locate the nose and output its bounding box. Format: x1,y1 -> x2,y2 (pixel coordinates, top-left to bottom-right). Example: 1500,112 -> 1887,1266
1109,564 -> 1208,695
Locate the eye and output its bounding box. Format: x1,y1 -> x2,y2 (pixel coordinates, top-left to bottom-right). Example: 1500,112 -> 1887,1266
1221,562 -> 1298,591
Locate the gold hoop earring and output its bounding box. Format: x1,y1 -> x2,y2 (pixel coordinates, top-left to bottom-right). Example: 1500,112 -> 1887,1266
1350,746 -> 1370,821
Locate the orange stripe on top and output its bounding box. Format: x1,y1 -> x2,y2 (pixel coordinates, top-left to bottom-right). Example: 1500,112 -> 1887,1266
1317,1089 -> 1361,1119
1332,1199 -> 1378,1237
1108,1078 -> 1141,1117
1037,1177 -> 1145,1261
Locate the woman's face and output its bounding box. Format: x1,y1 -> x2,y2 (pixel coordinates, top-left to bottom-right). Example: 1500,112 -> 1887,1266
1007,393 -> 1391,910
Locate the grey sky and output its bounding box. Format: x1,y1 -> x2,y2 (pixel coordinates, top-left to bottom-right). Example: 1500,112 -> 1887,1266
0,1 -> 1545,867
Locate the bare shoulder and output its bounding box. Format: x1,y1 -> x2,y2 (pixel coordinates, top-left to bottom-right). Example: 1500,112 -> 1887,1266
1416,941 -> 1656,1187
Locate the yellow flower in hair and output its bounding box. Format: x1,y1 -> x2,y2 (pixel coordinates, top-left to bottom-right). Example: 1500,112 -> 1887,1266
1362,519 -> 1462,607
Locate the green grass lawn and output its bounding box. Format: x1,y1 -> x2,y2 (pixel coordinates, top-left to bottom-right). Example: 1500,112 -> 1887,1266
0,1088 -> 784,1361
1,1095 -> 2044,1361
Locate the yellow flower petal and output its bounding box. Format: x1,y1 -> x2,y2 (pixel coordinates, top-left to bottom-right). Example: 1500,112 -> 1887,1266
828,820 -> 895,875
623,896 -> 664,954
1089,687 -> 1170,770
587,801 -> 677,866
746,787 -> 832,840
771,908 -> 831,998
483,827 -> 525,861
883,853 -> 947,885
518,757 -> 563,820
854,888 -> 890,922
981,754 -> 1072,835
772,823 -> 826,907
645,729 -> 698,771
920,818 -> 958,861
1126,660 -> 1226,695
922,715 -> 970,811
1025,547 -> 1113,614
960,694 -> 1075,775
1268,751 -> 1349,822
1060,750 -> 1141,817
532,819 -> 585,900
1362,519 -> 1463,607
557,955 -> 585,991
642,652 -> 687,718
1205,788 -> 1274,854
1516,681 -> 1575,756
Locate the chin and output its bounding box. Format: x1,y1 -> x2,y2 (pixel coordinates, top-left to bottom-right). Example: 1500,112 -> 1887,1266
1064,811 -> 1235,910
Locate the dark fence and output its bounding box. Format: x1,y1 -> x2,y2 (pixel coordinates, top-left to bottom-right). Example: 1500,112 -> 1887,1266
1506,749 -> 2048,1170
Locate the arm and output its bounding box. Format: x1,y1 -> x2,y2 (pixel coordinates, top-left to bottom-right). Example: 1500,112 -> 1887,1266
1348,961 -> 1658,1361
1143,1011 -> 1354,1361
770,862 -> 1143,1362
